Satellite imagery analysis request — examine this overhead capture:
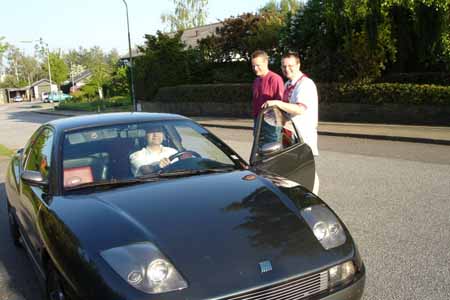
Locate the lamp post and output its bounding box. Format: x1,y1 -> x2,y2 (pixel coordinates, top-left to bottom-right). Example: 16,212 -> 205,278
122,0 -> 137,112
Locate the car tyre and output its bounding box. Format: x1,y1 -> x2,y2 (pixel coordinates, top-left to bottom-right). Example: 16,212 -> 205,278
7,202 -> 22,248
46,263 -> 67,300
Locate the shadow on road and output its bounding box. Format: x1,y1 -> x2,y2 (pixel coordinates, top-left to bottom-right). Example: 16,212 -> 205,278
0,181 -> 43,300
5,108 -> 62,125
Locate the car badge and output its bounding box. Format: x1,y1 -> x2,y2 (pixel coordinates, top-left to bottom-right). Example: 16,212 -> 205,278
259,260 -> 273,273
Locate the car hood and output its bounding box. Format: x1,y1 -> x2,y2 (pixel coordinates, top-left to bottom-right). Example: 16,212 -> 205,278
60,170 -> 354,297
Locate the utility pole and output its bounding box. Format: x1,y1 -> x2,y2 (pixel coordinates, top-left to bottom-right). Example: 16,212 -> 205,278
122,0 -> 137,111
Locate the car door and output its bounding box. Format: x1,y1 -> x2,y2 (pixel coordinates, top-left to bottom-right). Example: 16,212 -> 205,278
18,127 -> 54,262
250,106 -> 316,191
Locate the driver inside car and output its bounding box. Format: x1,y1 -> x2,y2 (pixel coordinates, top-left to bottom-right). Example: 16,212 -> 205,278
129,126 -> 178,176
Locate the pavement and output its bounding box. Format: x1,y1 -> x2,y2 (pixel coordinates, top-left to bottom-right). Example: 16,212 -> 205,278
34,107 -> 450,145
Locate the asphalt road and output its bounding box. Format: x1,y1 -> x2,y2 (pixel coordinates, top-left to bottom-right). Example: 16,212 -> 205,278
0,103 -> 449,300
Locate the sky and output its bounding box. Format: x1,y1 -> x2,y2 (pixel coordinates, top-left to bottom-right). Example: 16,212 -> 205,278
1,0 -> 268,56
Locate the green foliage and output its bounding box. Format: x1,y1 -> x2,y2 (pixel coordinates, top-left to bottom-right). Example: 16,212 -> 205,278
0,36 -> 8,61
83,47 -> 112,98
42,52 -> 69,86
135,32 -> 202,99
324,83 -> 450,106
0,144 -> 14,157
376,72 -> 450,85
259,0 -> 302,15
282,0 -> 449,81
58,96 -> 131,111
385,1 -> 450,72
153,83 -> 252,103
199,10 -> 289,62
282,0 -> 397,82
161,0 -> 208,31
104,66 -> 129,97
152,82 -> 450,106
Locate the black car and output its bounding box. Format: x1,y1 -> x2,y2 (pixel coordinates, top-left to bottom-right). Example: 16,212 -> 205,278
5,108 -> 365,300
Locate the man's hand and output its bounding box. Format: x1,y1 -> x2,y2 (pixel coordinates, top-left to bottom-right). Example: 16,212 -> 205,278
261,100 -> 282,109
159,157 -> 171,168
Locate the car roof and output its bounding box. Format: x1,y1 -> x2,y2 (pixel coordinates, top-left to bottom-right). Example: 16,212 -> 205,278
47,112 -> 190,132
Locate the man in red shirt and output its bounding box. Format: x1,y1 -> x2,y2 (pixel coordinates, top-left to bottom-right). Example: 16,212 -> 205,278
251,50 -> 285,144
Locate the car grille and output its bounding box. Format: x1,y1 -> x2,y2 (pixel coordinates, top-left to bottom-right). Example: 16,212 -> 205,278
225,271 -> 328,300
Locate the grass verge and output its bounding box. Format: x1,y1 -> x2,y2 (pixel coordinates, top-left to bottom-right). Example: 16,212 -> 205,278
0,144 -> 14,157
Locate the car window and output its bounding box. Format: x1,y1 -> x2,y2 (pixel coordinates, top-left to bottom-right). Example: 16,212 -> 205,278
62,120 -> 240,189
175,126 -> 234,165
22,129 -> 45,169
255,107 -> 301,155
25,128 -> 54,180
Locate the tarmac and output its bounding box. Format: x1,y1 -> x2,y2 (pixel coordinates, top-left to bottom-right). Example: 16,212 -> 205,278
35,107 -> 450,146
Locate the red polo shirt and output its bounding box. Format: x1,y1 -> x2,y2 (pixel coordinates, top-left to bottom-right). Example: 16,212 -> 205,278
252,71 -> 285,117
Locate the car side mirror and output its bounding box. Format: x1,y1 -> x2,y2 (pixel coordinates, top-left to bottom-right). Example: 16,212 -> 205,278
259,142 -> 283,157
21,170 -> 48,187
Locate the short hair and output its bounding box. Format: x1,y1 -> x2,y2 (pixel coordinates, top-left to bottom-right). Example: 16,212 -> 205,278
251,50 -> 269,61
282,51 -> 301,66
146,126 -> 164,134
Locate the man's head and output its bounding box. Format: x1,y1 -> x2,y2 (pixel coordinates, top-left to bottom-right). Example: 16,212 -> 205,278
146,126 -> 165,147
251,50 -> 270,77
281,52 -> 301,80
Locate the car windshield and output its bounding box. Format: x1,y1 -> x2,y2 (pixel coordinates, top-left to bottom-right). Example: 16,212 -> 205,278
62,120 -> 241,191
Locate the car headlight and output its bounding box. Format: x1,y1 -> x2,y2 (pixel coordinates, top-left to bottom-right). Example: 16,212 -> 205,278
328,261 -> 356,288
300,205 -> 346,250
101,242 -> 188,294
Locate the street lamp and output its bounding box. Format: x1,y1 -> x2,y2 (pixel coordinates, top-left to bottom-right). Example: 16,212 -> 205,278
122,0 -> 137,112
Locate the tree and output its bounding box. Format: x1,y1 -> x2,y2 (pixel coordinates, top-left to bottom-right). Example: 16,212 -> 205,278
282,0 -> 397,82
42,52 -> 69,87
134,31 -> 200,99
259,0 -> 302,16
83,47 -> 113,99
161,0 -> 208,31
0,36 -> 8,70
198,11 -> 287,63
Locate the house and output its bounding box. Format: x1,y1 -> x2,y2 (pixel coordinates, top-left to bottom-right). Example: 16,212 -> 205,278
61,70 -> 92,94
173,22 -> 223,48
119,22 -> 224,62
0,89 -> 7,104
2,79 -> 57,102
29,79 -> 57,100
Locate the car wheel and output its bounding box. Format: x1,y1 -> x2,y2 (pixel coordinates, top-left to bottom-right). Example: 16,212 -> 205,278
7,203 -> 22,248
46,263 -> 67,300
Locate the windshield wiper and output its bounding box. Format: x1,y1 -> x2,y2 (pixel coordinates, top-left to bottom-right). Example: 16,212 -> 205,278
157,167 -> 236,178
65,177 -> 161,191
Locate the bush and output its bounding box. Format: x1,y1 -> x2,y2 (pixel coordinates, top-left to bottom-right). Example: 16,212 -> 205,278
319,83 -> 450,106
152,82 -> 450,106
153,83 -> 252,103
376,72 -> 450,86
58,96 -> 131,111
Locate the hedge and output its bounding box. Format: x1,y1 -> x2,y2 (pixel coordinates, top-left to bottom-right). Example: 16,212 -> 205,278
57,96 -> 132,111
153,83 -> 252,103
152,83 -> 450,106
376,72 -> 450,86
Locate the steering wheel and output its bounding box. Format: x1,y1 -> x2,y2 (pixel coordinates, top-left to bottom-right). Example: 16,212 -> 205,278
169,150 -> 201,163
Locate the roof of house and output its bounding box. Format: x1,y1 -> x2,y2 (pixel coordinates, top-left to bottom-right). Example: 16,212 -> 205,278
120,22 -> 224,60
72,70 -> 92,83
30,78 -> 52,87
170,22 -> 223,48
119,48 -> 143,60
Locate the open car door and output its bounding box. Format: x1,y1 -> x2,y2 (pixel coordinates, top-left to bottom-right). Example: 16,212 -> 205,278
250,107 -> 316,192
